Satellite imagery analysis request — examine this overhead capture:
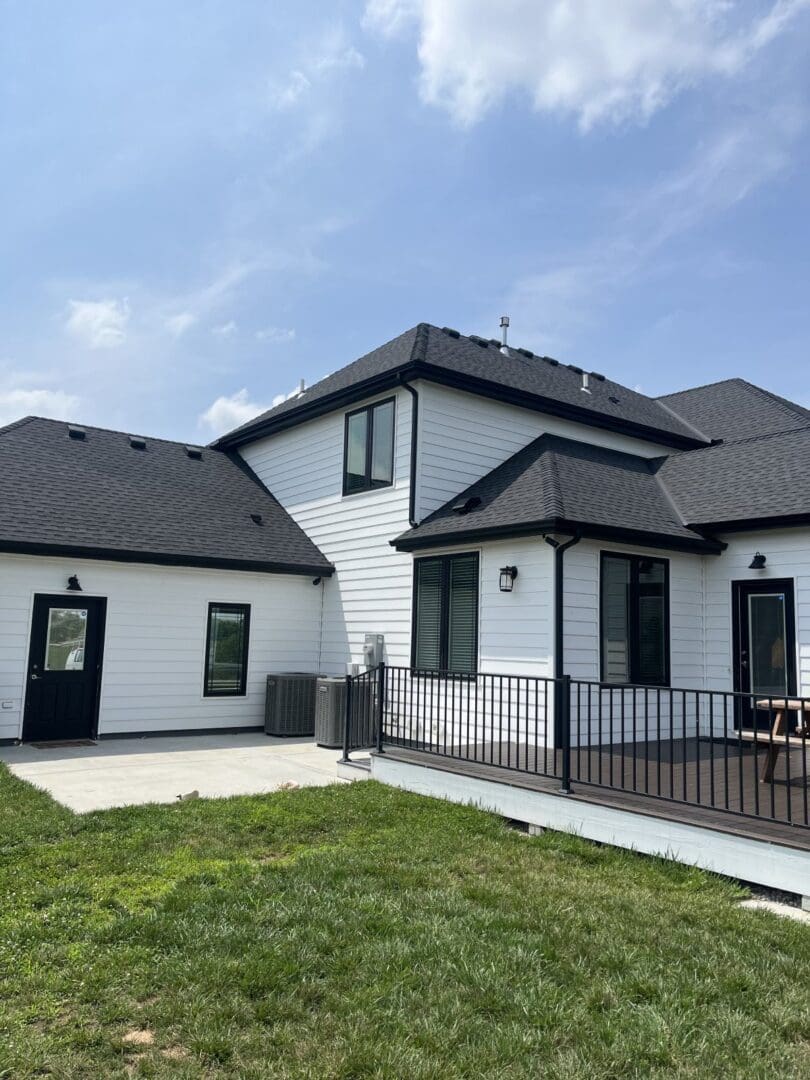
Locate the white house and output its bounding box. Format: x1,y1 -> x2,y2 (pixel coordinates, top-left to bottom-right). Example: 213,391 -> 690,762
2,322 -> 808,894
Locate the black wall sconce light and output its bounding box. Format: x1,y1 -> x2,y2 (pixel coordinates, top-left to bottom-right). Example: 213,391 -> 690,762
66,575 -> 82,592
749,552 -> 767,570
499,566 -> 518,592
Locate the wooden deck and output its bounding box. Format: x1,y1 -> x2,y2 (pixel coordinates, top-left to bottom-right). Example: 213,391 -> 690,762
381,737 -> 810,852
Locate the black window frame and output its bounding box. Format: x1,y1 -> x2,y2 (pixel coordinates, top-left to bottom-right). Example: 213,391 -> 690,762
203,602 -> 251,697
599,552 -> 670,687
342,397 -> 396,496
411,552 -> 480,675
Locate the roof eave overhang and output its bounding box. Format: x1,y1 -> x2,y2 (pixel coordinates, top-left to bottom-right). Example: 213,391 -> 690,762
213,367 -> 418,449
214,361 -> 708,452
691,512 -> 810,534
0,540 -> 334,577
392,517 -> 725,556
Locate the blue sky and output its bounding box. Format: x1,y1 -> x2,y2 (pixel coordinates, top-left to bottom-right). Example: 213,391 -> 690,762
2,0 -> 809,441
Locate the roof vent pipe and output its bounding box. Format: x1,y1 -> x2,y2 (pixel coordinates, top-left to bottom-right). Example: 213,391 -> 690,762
297,378 -> 306,395
581,372 -> 590,394
499,314 -> 510,356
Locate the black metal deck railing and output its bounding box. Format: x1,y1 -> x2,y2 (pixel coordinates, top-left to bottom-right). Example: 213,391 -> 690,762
344,664 -> 810,830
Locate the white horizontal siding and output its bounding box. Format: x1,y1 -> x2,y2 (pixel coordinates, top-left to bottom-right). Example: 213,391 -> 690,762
385,538 -> 555,749
240,388 -> 415,672
562,540 -> 705,742
479,538 -> 554,676
239,381 -> 680,675
705,528 -> 810,697
0,553 -> 322,740
562,539 -> 704,687
417,383 -> 671,519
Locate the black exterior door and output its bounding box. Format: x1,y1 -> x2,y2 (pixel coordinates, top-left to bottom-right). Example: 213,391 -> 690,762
22,595 -> 106,742
732,579 -> 796,730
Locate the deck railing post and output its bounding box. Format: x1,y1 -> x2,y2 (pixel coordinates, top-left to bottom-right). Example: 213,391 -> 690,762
559,673 -> 572,794
377,661 -> 386,753
339,674 -> 353,764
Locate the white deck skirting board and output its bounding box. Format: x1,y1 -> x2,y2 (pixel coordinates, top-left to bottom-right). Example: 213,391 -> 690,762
371,754 -> 810,898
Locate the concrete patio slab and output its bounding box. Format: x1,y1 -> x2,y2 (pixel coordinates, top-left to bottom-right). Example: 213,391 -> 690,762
0,733 -> 348,812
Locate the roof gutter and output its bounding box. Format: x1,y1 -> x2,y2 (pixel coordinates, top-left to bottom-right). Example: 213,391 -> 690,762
391,517 -> 725,556
214,362 -> 708,453
688,513 -> 810,534
0,540 -> 335,577
213,367 -> 418,449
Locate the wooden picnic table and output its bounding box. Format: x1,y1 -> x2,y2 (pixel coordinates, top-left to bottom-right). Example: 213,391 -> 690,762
737,699 -> 810,783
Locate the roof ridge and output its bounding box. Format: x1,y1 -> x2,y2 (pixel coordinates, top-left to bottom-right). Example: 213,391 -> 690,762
410,322 -> 430,363
653,396 -> 712,443
0,415 -> 37,439
543,441 -> 566,518
4,414 -> 208,450
738,379 -> 810,422
649,459 -> 689,528
657,377 -> 744,400
218,321 -> 707,449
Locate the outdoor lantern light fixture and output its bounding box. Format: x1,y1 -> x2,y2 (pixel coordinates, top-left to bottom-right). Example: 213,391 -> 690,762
749,552 -> 767,570
499,566 -> 518,592
66,575 -> 82,592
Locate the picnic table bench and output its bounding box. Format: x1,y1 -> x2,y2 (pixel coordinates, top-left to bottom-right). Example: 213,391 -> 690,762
737,699 -> 809,783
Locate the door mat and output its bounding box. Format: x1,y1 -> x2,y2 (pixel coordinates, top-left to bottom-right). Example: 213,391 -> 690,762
30,739 -> 97,749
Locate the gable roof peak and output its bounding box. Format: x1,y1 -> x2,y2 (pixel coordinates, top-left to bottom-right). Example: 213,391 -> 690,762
216,321 -> 707,451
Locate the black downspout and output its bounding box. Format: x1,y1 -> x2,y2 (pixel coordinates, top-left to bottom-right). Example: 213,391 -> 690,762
546,532 -> 582,750
399,377 -> 419,528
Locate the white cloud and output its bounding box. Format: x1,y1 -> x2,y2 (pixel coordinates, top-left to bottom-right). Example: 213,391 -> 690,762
255,325 -> 296,343
198,388 -> 267,435
65,298 -> 130,349
270,70 -> 312,110
165,311 -> 197,337
503,100 -> 806,351
212,319 -> 237,337
200,380 -> 305,436
269,27 -> 365,111
364,0 -> 420,37
0,387 -> 80,427
271,383 -> 305,408
364,0 -> 810,129
313,43 -> 365,73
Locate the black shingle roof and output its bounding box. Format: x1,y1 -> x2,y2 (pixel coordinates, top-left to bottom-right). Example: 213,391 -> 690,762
0,417 -> 332,575
216,323 -> 708,451
656,426 -> 810,528
658,378 -> 810,443
396,372 -> 810,551
394,435 -> 721,554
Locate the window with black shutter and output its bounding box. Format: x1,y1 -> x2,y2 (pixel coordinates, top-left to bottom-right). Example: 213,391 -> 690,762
600,553 -> 669,686
413,553 -> 479,673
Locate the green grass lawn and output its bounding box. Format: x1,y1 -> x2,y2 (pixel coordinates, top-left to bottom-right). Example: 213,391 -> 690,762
1,765 -> 808,1079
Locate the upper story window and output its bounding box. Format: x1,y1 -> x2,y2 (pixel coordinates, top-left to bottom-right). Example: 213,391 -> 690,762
600,553 -> 669,686
413,552 -> 479,674
343,398 -> 395,495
